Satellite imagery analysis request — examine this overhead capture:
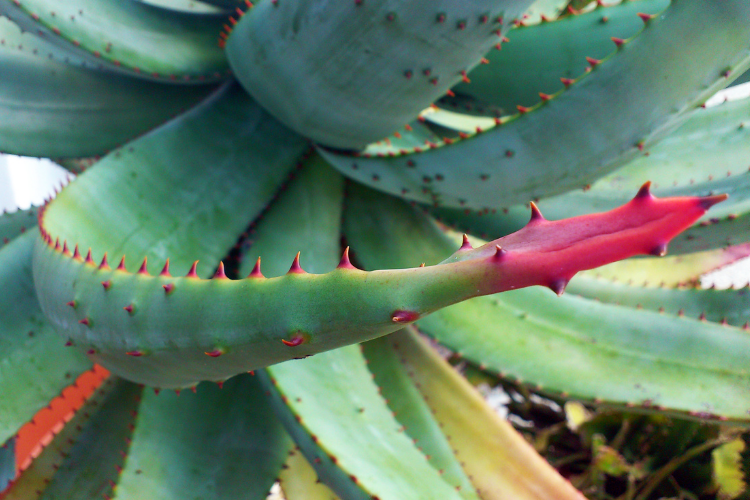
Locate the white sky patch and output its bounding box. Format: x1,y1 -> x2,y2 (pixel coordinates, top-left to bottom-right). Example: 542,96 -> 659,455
1,155 -> 70,210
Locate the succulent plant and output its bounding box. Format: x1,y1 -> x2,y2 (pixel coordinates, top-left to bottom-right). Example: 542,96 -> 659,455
1,0 -> 750,498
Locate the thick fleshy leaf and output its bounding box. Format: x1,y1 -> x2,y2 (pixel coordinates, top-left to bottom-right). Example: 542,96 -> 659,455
0,231 -> 91,445
320,0 -> 750,209
33,160 -> 721,388
1,377 -> 138,500
0,17 -> 217,158
0,0 -> 230,82
0,438 -> 14,493
375,329 -> 586,500
446,0 -> 670,114
0,206 -> 36,249
343,185 -> 750,424
227,0 -> 535,149
362,337 -> 481,499
114,374 -> 290,500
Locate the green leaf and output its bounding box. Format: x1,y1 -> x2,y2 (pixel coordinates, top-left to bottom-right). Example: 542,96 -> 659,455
279,448 -> 342,500
114,374 -> 290,500
0,0 -> 230,82
0,205 -> 37,250
0,231 -> 91,445
320,0 -> 750,209
0,17 -> 218,158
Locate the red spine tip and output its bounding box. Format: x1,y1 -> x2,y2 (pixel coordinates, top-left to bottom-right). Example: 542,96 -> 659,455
205,349 -> 225,357
79,317 -> 91,327
391,310 -> 420,323
248,257 -> 264,278
213,261 -> 228,279
101,280 -> 112,291
137,257 -> 149,275
539,93 -> 552,101
548,279 -> 568,296
66,300 -> 77,309
163,283 -> 175,294
116,256 -> 127,272
337,247 -> 356,269
611,37 -> 625,47
528,202 -> 545,222
84,249 -> 94,265
125,351 -> 144,357
159,259 -> 171,277
186,260 -> 200,278
585,56 -> 601,67
494,245 -> 508,260
560,77 -> 575,87
99,253 -> 110,270
637,12 -> 651,23
634,181 -> 653,200
123,304 -> 134,314
288,252 -> 305,274
516,105 -> 531,114
459,234 -> 472,251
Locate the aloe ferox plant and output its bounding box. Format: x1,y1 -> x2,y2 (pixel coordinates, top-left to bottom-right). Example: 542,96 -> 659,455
1,0 -> 750,498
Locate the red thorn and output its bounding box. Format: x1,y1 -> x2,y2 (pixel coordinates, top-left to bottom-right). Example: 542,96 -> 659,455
217,381 -> 224,389
539,93 -> 552,101
54,238 -> 60,251
101,280 -> 112,291
698,312 -> 707,322
137,257 -> 149,276
637,12 -> 651,23
548,279 -> 568,296
493,245 -> 508,260
116,256 -> 127,272
634,181 -> 653,200
337,247 -> 356,269
186,261 -> 200,278
79,317 -> 91,327
159,259 -> 171,277
62,241 -> 71,257
205,349 -> 224,357
125,351 -> 143,357
585,56 -> 601,67
162,283 -> 175,294
191,386 -> 197,393
248,257 -> 264,278
66,300 -> 77,309
446,89 -> 455,97
98,253 -> 110,270
560,77 -> 575,87
213,261 -> 228,279
528,202 -> 545,222
516,105 -> 531,114
123,304 -> 134,314
391,310 -> 420,323
288,252 -> 305,274
84,249 -> 94,266
65,340 -> 73,346
281,333 -> 307,347
459,234 -> 472,251
611,37 -> 625,47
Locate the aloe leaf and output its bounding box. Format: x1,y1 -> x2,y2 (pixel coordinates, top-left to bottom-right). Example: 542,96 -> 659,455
114,374 -> 290,500
580,243 -> 750,287
448,0 -> 670,114
343,187 -> 750,423
226,0 -> 535,149
279,448 -> 342,500
1,377 -> 139,500
320,0 -> 750,209
381,328 -> 586,500
0,206 -> 37,249
33,153 -> 721,389
0,17 -> 218,158
0,231 -> 91,445
0,0 -> 229,82
567,276 -> 750,328
361,337 -> 481,499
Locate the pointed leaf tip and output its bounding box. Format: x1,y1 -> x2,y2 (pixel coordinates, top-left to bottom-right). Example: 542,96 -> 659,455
698,193 -> 728,210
